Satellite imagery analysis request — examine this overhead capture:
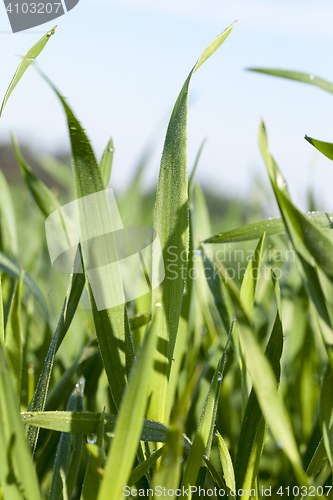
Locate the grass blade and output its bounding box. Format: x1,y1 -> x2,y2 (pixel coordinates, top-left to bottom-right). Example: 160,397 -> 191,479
248,68 -> 333,95
305,136 -> 333,161
189,138 -> 207,191
0,276 -> 4,345
99,137 -> 114,188
181,342 -> 229,499
216,430 -> 235,491
12,133 -> 62,217
319,362 -> 333,466
240,231 -> 265,320
203,211 -> 333,244
40,70 -> 135,409
22,411 -> 170,443
202,250 -> 234,333
0,344 -> 41,500
129,312 -> 151,330
49,378 -> 85,500
151,424 -> 184,497
237,308 -> 304,482
235,272 -> 283,493
258,121 -> 333,348
0,251 -> 48,317
149,23 -> 235,425
0,169 -> 17,256
129,447 -> 164,487
97,320 -> 158,500
81,409 -> 106,500
0,27 -> 56,120
27,272 -> 85,452
4,270 -> 23,397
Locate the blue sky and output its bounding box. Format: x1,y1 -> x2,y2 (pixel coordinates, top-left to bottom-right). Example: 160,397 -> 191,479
1,0 -> 333,212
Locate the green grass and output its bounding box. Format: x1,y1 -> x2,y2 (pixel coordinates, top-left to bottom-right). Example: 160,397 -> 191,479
1,25 -> 333,500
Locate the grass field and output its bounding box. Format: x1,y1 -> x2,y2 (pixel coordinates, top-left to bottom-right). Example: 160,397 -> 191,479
1,24 -> 333,500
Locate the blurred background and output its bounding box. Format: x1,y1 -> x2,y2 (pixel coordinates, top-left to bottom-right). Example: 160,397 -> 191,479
1,0 -> 333,213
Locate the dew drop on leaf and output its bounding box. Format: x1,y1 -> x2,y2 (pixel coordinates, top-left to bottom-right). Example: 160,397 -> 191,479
87,434 -> 97,445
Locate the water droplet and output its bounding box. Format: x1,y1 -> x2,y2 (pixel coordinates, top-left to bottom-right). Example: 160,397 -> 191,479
108,148 -> 115,153
232,316 -> 237,322
218,373 -> 223,382
310,74 -> 315,80
194,249 -> 202,256
171,358 -> 175,362
87,434 -> 97,445
155,302 -> 162,307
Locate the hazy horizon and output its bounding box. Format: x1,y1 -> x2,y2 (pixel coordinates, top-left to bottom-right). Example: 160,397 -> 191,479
1,0 -> 333,212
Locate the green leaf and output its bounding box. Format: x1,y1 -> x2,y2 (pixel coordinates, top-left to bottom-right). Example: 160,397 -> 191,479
49,378 -> 85,500
81,409 -> 106,500
202,249 -> 234,333
0,251 -> 48,318
203,211 -> 333,244
0,344 -> 41,500
189,138 -> 207,192
258,121 -> 333,348
216,430 -> 235,491
99,137 -> 114,188
97,318 -> 158,500
4,270 -> 23,397
22,411 -> 170,443
240,231 -> 266,320
271,190 -> 333,284
129,447 -> 164,487
0,276 -> 4,345
37,154 -> 73,190
237,307 -> 304,481
39,69 -> 135,409
181,341 -> 229,499
319,362 -> 333,466
129,312 -> 151,331
248,68 -> 333,95
207,251 -> 305,481
11,133 -> 62,218
26,272 -> 85,452
305,439 -> 327,478
0,169 -> 17,256
149,23 -> 235,425
152,423 -> 184,495
235,272 -> 283,493
305,136 -> 333,161
0,27 -> 56,120
164,142 -> 209,424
